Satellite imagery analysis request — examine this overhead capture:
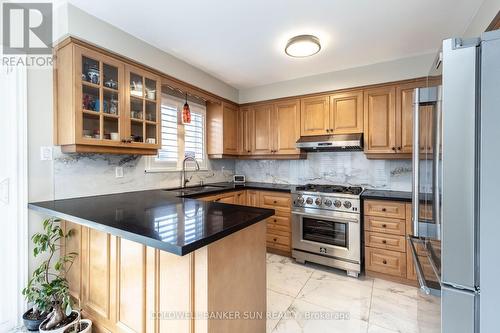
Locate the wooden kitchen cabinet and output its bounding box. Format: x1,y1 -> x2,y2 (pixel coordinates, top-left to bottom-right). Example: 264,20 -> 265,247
329,90 -> 364,134
246,190 -> 259,207
363,86 -> 397,154
251,103 -> 274,155
300,95 -> 330,136
207,101 -> 240,157
54,42 -> 161,154
396,81 -> 429,154
238,106 -> 253,155
272,99 -> 301,155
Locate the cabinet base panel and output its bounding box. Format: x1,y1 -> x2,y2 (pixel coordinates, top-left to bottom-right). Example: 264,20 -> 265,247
61,144 -> 158,155
267,247 -> 291,257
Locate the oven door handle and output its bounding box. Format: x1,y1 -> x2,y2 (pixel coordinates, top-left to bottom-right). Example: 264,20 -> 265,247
291,210 -> 359,224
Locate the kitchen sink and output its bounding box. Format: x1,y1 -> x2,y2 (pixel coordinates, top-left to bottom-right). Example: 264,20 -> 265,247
164,184 -> 228,194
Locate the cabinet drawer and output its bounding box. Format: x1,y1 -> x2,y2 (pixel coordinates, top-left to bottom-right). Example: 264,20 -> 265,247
267,214 -> 290,228
266,233 -> 290,247
365,247 -> 406,277
364,200 -> 406,219
364,215 -> 405,235
260,192 -> 291,210
267,242 -> 291,253
365,232 -> 406,252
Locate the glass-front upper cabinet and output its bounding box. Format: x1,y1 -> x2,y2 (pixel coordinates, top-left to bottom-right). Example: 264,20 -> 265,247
125,65 -> 161,148
76,46 -> 124,144
54,41 -> 162,155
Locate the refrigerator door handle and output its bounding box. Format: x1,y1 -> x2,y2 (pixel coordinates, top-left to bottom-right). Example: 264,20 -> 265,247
408,236 -> 430,295
412,88 -> 420,237
432,87 -> 442,240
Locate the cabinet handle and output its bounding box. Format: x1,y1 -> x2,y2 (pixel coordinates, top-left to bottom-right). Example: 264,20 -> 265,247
273,200 -> 277,204
397,147 -> 401,151
382,224 -> 387,228
215,198 -> 221,202
391,147 -> 396,151
273,238 -> 277,242
274,219 -> 277,222
382,240 -> 387,244
382,260 -> 387,265
381,208 -> 387,212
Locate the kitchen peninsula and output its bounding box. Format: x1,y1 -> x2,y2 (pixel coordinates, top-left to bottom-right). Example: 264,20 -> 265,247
29,189 -> 274,333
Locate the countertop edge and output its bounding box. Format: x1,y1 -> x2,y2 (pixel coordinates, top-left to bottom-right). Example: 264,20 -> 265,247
28,203 -> 275,256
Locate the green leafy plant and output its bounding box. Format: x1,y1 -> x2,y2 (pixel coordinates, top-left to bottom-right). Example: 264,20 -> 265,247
22,218 -> 77,330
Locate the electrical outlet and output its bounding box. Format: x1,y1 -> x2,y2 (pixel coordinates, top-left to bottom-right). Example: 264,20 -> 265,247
40,146 -> 53,161
115,167 -> 124,178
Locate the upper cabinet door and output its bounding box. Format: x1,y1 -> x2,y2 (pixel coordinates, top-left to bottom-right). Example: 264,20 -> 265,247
222,103 -> 239,155
125,65 -> 161,149
396,85 -> 416,154
252,104 -> 273,154
329,91 -> 364,134
238,107 -> 251,155
273,99 -> 301,155
364,86 -> 396,154
300,96 -> 330,136
75,46 -> 125,146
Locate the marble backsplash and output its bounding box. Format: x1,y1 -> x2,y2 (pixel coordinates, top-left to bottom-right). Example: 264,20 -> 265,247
53,147 -> 235,199
235,152 -> 413,191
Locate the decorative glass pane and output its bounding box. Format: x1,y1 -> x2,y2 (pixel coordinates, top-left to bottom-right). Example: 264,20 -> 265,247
130,97 -> 143,119
82,56 -> 100,84
103,63 -> 118,90
146,124 -> 157,145
82,85 -> 100,112
103,90 -> 119,115
145,78 -> 156,100
103,117 -> 119,141
131,122 -> 143,142
130,73 -> 143,97
82,113 -> 100,139
145,101 -> 156,121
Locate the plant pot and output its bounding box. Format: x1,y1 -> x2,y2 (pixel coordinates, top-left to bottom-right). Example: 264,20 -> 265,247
63,319 -> 92,333
22,308 -> 48,331
39,310 -> 80,333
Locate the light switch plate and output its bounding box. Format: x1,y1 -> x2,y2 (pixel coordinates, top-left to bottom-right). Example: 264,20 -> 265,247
40,146 -> 53,161
115,167 -> 124,178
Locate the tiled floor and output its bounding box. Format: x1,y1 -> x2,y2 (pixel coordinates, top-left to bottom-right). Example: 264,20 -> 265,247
266,253 -> 440,333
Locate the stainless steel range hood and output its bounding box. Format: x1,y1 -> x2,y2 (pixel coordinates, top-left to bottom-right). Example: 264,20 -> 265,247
296,134 -> 363,152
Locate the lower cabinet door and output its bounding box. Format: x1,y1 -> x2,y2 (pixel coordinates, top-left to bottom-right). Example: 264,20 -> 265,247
365,247 -> 406,277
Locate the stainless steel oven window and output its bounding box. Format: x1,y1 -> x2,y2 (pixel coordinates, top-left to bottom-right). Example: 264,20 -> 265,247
301,217 -> 348,248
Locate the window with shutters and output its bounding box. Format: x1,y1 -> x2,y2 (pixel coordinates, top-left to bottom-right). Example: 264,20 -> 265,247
146,94 -> 207,171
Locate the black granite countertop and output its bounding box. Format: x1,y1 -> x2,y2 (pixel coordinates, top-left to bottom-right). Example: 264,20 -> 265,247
29,189 -> 275,256
361,189 -> 412,202
168,182 -> 296,198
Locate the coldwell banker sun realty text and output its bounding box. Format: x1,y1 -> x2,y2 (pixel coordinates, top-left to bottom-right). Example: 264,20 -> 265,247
1,2 -> 53,66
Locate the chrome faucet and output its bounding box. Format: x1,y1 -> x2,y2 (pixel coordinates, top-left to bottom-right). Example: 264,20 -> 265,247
181,156 -> 200,188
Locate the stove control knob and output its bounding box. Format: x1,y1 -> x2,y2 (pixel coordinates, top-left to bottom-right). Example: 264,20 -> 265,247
306,197 -> 313,205
297,197 -> 305,205
343,201 -> 352,209
315,198 -> 322,206
334,200 -> 342,208
324,199 -> 332,207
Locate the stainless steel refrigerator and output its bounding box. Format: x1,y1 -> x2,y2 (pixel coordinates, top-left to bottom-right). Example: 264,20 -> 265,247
410,30 -> 500,333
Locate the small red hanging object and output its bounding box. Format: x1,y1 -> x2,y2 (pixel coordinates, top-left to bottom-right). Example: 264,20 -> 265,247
182,93 -> 191,124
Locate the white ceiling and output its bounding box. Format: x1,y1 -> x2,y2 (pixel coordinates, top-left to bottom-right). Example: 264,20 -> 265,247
67,0 -> 483,89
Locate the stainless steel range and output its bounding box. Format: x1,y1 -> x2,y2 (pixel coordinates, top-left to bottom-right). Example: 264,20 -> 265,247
291,184 -> 363,277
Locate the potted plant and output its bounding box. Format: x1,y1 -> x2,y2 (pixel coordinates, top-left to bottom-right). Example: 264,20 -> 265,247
22,218 -> 80,332
63,309 -> 92,333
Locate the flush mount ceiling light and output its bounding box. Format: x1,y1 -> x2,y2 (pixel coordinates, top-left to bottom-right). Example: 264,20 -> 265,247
285,35 -> 321,58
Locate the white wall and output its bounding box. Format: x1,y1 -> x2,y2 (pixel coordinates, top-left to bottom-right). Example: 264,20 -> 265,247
463,0 -> 500,37
55,3 -> 239,103
238,53 -> 436,103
